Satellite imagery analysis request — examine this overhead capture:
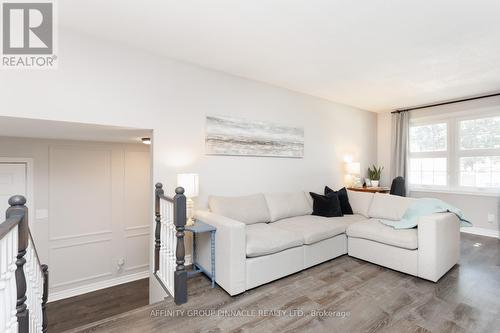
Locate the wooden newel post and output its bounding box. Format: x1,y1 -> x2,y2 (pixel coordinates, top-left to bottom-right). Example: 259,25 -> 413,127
154,183 -> 164,273
173,187 -> 187,305
6,195 -> 29,333
41,264 -> 49,333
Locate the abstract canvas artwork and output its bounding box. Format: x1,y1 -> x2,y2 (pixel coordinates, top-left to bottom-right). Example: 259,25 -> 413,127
205,115 -> 304,158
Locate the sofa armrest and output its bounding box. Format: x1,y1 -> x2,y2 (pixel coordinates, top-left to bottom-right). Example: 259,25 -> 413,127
417,212 -> 460,282
195,210 -> 246,296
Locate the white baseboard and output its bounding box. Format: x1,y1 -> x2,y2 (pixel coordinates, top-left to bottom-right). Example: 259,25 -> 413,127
461,227 -> 499,238
48,270 -> 149,303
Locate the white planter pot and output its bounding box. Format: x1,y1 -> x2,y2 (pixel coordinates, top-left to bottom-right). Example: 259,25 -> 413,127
371,180 -> 379,187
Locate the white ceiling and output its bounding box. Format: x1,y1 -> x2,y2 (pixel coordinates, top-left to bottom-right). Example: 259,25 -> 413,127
0,117 -> 151,143
60,1 -> 500,112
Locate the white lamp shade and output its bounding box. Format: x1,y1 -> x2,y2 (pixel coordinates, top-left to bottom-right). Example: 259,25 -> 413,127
177,173 -> 199,198
346,162 -> 361,175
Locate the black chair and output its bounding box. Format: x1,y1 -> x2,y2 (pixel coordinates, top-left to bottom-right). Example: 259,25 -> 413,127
390,177 -> 406,197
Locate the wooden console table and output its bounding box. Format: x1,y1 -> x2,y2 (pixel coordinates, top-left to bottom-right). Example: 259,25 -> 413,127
347,187 -> 390,194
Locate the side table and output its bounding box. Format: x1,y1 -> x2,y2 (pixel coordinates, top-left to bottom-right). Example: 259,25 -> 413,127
185,220 -> 216,288
347,186 -> 390,194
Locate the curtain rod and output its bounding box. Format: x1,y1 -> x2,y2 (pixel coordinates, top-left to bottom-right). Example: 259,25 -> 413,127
391,92 -> 500,113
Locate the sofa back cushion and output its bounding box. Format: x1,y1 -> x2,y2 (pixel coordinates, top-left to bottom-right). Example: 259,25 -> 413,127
368,193 -> 417,220
346,190 -> 374,217
208,193 -> 270,225
265,192 -> 313,222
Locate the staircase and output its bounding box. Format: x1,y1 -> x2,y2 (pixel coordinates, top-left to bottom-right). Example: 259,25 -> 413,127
0,195 -> 48,333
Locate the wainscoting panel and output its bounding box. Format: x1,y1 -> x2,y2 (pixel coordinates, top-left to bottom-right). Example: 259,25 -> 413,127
46,143 -> 150,299
50,239 -> 113,289
49,146 -> 112,239
124,151 -> 150,229
124,234 -> 149,273
123,150 -> 151,274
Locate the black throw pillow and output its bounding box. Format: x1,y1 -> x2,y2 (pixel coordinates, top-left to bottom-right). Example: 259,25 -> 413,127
309,192 -> 343,217
325,186 -> 353,215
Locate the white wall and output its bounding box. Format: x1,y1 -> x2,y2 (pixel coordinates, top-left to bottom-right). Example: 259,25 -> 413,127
0,29 -> 378,302
377,96 -> 500,235
0,137 -> 151,301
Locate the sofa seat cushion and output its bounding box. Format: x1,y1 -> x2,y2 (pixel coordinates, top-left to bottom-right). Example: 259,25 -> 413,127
246,223 -> 303,258
346,220 -> 418,250
273,215 -> 359,245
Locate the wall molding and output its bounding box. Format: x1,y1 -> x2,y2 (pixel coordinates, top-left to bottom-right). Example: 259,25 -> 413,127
52,272 -> 113,288
50,237 -> 112,250
126,232 -> 149,239
125,225 -> 149,231
124,263 -> 149,272
48,270 -> 149,303
50,230 -> 113,242
461,227 -> 499,239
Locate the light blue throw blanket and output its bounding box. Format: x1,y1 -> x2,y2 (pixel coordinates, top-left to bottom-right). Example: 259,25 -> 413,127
379,198 -> 472,229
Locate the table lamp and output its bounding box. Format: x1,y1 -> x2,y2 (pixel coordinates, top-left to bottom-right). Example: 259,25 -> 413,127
177,173 -> 199,226
346,162 -> 361,187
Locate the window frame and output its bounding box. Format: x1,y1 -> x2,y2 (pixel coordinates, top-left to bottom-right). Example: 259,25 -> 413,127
409,118 -> 450,189
454,113 -> 500,191
409,109 -> 500,195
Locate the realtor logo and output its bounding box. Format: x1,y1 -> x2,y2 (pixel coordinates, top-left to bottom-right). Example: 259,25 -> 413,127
1,1 -> 57,68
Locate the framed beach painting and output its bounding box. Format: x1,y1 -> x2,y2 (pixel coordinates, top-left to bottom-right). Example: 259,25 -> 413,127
205,115 -> 304,158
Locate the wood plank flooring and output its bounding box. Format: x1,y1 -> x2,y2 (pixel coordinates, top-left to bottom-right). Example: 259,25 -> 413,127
66,233 -> 499,332
47,278 -> 149,333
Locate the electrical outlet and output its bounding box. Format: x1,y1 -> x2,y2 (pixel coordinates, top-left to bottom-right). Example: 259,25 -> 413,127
117,258 -> 125,271
487,214 -> 495,223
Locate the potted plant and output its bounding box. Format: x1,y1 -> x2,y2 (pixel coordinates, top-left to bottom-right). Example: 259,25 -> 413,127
367,165 -> 384,187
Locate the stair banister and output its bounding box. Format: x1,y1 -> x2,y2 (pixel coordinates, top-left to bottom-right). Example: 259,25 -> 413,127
154,183 -> 187,305
1,195 -> 48,333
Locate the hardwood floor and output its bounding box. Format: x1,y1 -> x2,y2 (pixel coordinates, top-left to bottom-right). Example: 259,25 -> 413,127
67,233 -> 499,333
47,278 -> 149,333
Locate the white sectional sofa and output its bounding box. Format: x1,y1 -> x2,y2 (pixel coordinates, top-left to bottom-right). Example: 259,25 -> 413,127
195,190 -> 460,296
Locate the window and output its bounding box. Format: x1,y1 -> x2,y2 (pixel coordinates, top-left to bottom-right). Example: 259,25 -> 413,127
459,117 -> 500,150
410,123 -> 447,152
409,157 -> 447,186
409,114 -> 500,192
458,116 -> 500,188
459,156 -> 500,188
409,123 -> 448,186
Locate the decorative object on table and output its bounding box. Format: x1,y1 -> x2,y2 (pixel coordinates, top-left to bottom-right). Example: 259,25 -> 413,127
205,115 -> 304,158
185,220 -> 216,288
346,161 -> 362,187
352,177 -> 363,188
177,173 -> 199,226
309,192 -> 343,217
367,164 -> 384,188
365,178 -> 372,187
324,186 -> 353,214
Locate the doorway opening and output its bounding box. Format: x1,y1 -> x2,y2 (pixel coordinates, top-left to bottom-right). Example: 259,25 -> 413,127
0,116 -> 154,332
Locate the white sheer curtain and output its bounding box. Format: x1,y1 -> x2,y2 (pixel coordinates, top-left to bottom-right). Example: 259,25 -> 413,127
390,111 -> 410,193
